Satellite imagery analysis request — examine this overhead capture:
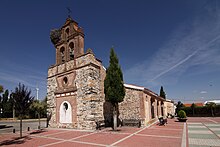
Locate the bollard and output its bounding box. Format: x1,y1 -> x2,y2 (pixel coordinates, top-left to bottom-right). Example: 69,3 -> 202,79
13,129 -> 15,133
27,127 -> 30,131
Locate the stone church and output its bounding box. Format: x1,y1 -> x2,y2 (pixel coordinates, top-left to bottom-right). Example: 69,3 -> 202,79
47,17 -> 174,130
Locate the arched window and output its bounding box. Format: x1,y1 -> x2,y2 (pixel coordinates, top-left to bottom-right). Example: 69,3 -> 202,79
69,42 -> 74,60
59,101 -> 72,123
60,47 -> 65,63
65,28 -> 69,37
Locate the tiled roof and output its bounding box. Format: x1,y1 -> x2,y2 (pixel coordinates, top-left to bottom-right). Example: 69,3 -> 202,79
184,103 -> 204,107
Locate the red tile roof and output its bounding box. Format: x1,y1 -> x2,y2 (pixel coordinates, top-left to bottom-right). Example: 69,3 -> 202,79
184,103 -> 204,107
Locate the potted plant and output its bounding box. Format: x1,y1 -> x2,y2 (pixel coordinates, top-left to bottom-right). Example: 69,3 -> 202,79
177,110 -> 187,122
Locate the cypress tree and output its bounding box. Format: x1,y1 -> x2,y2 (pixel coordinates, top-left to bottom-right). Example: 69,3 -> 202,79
104,48 -> 125,130
160,86 -> 166,99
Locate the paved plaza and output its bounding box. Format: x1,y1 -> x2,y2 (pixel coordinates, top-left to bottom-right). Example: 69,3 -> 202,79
0,117 -> 220,147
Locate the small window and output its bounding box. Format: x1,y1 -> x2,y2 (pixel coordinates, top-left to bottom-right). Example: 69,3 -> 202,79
63,77 -> 68,85
69,42 -> 74,60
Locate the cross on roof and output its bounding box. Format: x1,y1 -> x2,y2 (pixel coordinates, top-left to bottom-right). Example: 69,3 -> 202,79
66,7 -> 72,18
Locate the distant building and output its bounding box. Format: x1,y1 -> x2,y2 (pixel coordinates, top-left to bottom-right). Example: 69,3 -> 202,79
204,100 -> 220,105
184,103 -> 204,107
47,17 -> 175,130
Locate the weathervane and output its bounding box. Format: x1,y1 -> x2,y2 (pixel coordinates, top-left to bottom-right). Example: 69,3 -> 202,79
66,7 -> 72,18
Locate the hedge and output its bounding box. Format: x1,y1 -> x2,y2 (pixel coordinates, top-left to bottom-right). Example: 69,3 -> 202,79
180,105 -> 220,117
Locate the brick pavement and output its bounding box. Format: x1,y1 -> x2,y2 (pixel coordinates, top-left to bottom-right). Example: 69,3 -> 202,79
0,118 -> 186,147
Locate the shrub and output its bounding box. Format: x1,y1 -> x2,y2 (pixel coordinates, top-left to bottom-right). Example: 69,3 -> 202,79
178,110 -> 186,118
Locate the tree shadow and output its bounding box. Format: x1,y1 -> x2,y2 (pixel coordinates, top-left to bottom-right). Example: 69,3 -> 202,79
108,129 -> 122,132
30,129 -> 47,135
0,125 -> 13,129
0,135 -> 31,146
174,120 -> 185,123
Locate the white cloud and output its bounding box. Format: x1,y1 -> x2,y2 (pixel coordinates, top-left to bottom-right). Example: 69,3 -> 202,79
124,2 -> 220,87
200,91 -> 208,94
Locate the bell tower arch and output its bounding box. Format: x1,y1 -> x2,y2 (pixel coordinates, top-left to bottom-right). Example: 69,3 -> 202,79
50,17 -> 85,65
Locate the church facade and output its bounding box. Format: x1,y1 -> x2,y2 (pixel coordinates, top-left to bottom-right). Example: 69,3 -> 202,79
47,17 -> 174,130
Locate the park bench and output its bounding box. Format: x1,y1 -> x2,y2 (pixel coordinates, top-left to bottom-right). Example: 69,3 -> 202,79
95,120 -> 105,130
158,117 -> 168,126
122,119 -> 141,128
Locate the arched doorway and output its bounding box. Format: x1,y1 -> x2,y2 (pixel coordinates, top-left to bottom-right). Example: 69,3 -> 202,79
59,101 -> 72,123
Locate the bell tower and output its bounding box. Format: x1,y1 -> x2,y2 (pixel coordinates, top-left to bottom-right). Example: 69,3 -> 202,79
48,16 -> 105,130
50,17 -> 84,65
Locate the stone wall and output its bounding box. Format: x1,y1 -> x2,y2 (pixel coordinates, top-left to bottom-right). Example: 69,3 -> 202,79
47,76 -> 57,127
119,88 -> 143,120
75,64 -> 104,129
47,52 -> 105,130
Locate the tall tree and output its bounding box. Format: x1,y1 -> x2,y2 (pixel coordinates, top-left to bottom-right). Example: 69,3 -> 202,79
0,85 -> 3,93
160,86 -> 166,99
0,88 -> 8,118
0,85 -> 3,118
175,101 -> 183,116
191,103 -> 196,116
12,84 -> 34,137
206,102 -> 216,117
30,98 -> 47,129
1,90 -> 13,118
104,48 -> 125,130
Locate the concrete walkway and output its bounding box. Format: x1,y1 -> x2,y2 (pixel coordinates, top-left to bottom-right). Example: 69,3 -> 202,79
187,117 -> 220,147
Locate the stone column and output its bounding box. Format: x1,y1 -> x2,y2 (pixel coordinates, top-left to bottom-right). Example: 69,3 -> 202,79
161,103 -> 164,117
158,101 -> 161,117
146,95 -> 151,122
154,99 -> 158,119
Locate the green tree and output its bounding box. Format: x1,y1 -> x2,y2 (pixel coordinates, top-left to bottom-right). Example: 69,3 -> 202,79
0,89 -> 15,118
0,85 -> 3,104
0,85 -> 3,118
175,101 -> 183,115
160,86 -> 166,99
12,84 -> 34,137
0,85 -> 3,93
191,103 -> 196,116
1,90 -> 9,117
30,99 -> 47,129
104,48 -> 125,130
0,89 -> 9,118
206,102 -> 216,117
41,97 -> 47,118
178,110 -> 186,118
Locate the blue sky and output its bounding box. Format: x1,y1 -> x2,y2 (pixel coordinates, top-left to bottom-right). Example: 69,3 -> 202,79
0,0 -> 220,103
